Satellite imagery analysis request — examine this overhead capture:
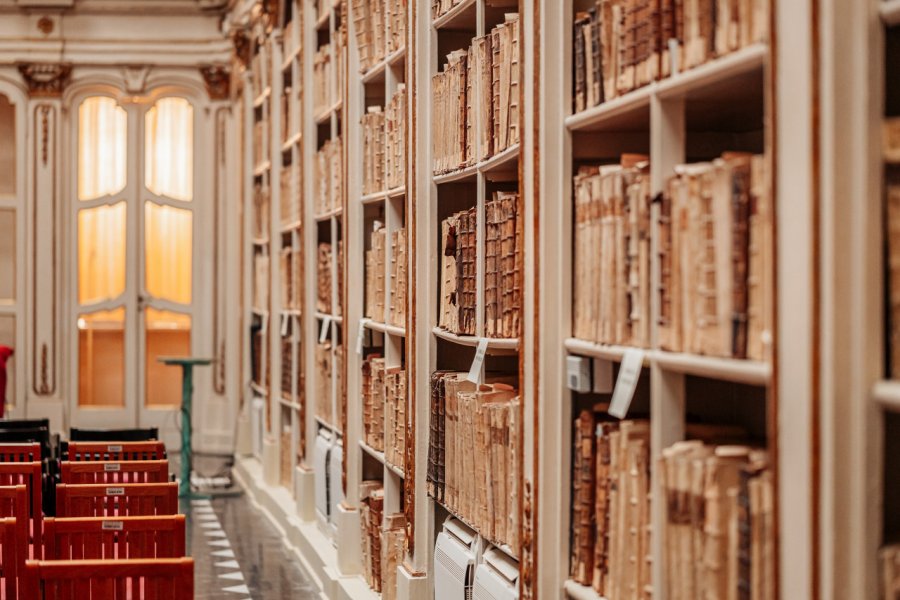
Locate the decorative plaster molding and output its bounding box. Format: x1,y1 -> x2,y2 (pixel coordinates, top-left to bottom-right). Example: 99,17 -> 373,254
521,479 -> 534,600
18,63 -> 71,97
230,29 -> 251,70
200,65 -> 230,100
123,66 -> 151,94
39,105 -> 49,165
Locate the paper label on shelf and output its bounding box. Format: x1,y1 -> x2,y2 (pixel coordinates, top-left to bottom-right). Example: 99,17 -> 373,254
466,339 -> 489,384
356,319 -> 367,355
319,316 -> 332,343
280,314 -> 289,337
261,314 -> 269,336
107,445 -> 123,453
104,463 -> 121,472
106,487 -> 125,496
608,348 -> 645,419
102,521 -> 124,531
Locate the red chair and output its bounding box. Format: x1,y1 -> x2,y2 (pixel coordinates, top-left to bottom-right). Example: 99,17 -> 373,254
21,557 -> 194,599
0,463 -> 42,553
44,515 -> 186,560
0,442 -> 41,463
59,460 -> 169,485
56,483 -> 178,518
0,486 -> 28,568
0,518 -> 17,599
65,442 -> 166,462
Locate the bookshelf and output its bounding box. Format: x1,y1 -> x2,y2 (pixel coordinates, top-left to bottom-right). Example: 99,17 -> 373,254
542,3 -> 775,599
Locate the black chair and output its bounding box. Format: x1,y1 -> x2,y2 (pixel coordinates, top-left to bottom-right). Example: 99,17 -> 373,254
0,426 -> 56,516
0,419 -> 49,430
68,427 -> 159,442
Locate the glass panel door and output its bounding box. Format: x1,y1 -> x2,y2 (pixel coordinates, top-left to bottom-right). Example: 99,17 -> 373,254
72,94 -> 197,444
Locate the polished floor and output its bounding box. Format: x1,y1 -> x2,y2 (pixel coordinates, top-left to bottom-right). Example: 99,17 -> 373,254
174,456 -> 319,599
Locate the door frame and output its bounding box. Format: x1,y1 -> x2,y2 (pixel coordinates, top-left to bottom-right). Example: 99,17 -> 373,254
64,76 -> 212,448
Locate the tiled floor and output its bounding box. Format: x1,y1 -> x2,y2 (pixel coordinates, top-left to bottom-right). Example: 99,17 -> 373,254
173,456 -> 320,599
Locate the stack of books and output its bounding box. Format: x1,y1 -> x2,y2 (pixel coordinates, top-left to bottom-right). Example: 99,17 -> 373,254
387,0 -> 406,55
484,191 -> 521,339
352,0 -> 386,72
362,355 -> 386,451
360,483 -> 385,591
438,207 -> 477,336
315,137 -> 343,216
366,224 -> 387,322
384,366 -> 406,469
362,107 -> 386,195
427,372 -> 520,549
385,85 -> 407,190
317,242 -> 333,314
389,227 -> 407,328
572,155 -> 651,348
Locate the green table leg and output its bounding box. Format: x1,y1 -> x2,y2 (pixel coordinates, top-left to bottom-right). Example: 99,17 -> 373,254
179,364 -> 194,499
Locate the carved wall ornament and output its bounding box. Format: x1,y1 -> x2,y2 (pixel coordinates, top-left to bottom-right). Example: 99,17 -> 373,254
520,479 -> 535,600
18,63 -> 71,98
123,66 -> 151,95
200,65 -> 231,101
37,16 -> 54,35
230,29 -> 251,71
40,105 -> 49,166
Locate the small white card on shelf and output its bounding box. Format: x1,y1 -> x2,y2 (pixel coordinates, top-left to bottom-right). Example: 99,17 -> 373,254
608,348 -> 645,419
319,316 -> 332,343
280,314 -> 289,337
356,319 -> 368,355
260,314 -> 269,336
466,339 -> 489,384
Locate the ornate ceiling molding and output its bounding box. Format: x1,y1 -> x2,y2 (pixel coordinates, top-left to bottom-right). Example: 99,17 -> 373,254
230,28 -> 251,71
200,64 -> 230,100
17,63 -> 71,98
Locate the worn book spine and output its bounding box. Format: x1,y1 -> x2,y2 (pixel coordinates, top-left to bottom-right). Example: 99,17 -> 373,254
574,13 -> 588,113
572,410 -> 596,585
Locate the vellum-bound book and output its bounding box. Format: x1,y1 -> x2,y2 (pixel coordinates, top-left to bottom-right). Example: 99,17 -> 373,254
886,118 -> 900,377
381,513 -> 407,600
389,227 -> 408,328
365,225 -> 386,322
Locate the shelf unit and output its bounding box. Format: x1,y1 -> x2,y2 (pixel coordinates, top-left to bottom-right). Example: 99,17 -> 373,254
541,3 -> 776,599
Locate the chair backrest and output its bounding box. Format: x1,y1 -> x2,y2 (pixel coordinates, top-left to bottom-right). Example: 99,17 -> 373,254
0,419 -> 49,431
43,515 -> 186,560
0,485 -> 29,565
0,442 -> 41,463
0,463 -> 43,552
65,442 -> 167,462
59,460 -> 170,485
69,428 -> 159,442
55,483 -> 178,518
22,557 -> 194,599
0,517 -> 18,600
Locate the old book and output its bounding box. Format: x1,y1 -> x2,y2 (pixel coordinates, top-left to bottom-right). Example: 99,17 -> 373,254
317,242 -> 332,314
385,85 -> 407,189
384,367 -> 406,468
476,34 -> 493,161
382,513 -> 406,600
571,409 -> 597,585
574,12 -> 589,113
362,107 -> 386,195
365,224 -> 386,322
439,215 -> 460,332
389,227 -> 408,328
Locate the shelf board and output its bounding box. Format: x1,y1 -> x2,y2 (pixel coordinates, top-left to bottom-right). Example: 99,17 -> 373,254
315,312 -> 344,324
250,382 -> 268,396
387,46 -> 406,68
433,498 -> 518,559
566,85 -> 652,132
278,396 -> 300,410
564,338 -> 647,363
656,43 -> 767,100
385,460 -> 405,479
386,185 -> 406,199
315,9 -> 330,31
253,161 -> 271,177
252,237 -> 270,246
359,440 -> 385,464
361,190 -> 387,205
281,132 -> 302,152
279,220 -> 302,233
282,46 -> 301,71
478,144 -> 520,174
433,163 -> 478,184
364,320 -> 406,337
432,0 -> 477,30
251,307 -> 269,317
873,380 -> 900,412
280,309 -> 302,317
361,59 -> 387,85
314,207 -> 343,222
653,350 -> 771,386
432,327 -> 519,353
883,0 -> 900,25
315,416 -> 341,436
253,87 -> 271,109
564,339 -> 771,385
563,580 -> 608,600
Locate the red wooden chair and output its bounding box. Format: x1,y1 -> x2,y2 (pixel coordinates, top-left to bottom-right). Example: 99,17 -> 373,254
59,460 -> 170,485
0,486 -> 28,567
56,483 -> 178,518
21,557 -> 194,599
0,518 -> 17,600
65,442 -> 166,462
44,515 -> 186,561
0,463 -> 42,553
0,442 -> 41,463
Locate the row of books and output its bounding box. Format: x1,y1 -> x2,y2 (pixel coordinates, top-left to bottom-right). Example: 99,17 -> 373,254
359,482 -> 407,600
365,224 -> 408,327
317,242 -> 334,314
281,338 -> 293,397
280,86 -> 293,145
253,182 -> 270,241
439,193 -> 521,338
351,0 -> 403,73
427,373 -> 521,549
430,0 -> 464,21
253,118 -> 267,169
313,37 -> 345,117
315,340 -> 344,428
572,155 -> 651,348
431,14 -> 520,175
362,87 -> 408,196
572,0 -> 768,112
883,118 -> 900,377
279,247 -> 302,311
660,440 -> 774,600
251,40 -> 273,101
253,251 -> 270,312
570,413 -> 651,597
279,164 -> 301,227
659,152 -> 771,360
361,355 -> 405,462
315,137 -> 343,216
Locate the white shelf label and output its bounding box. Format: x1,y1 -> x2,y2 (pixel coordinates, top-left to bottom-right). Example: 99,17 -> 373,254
260,314 -> 269,336
102,520 -> 124,531
356,319 -> 368,355
466,339 -> 489,384
280,314 -> 290,337
319,316 -> 332,343
106,487 -> 125,496
608,349 -> 645,419
104,463 -> 121,472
